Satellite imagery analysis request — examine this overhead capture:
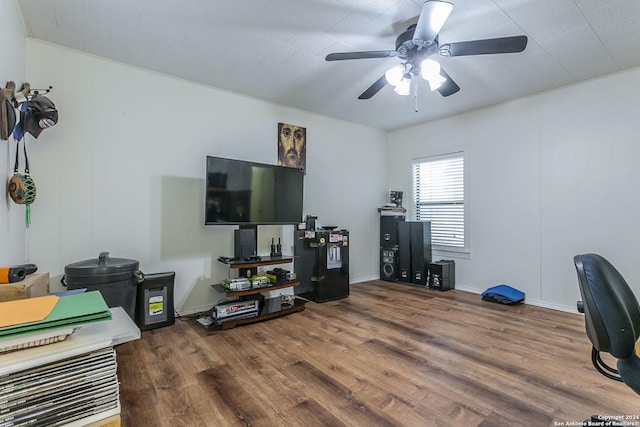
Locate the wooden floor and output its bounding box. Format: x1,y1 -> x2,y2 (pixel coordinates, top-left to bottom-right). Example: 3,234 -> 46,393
116,281 -> 639,427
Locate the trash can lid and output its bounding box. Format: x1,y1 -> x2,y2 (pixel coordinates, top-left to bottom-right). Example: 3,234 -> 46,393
65,252 -> 139,276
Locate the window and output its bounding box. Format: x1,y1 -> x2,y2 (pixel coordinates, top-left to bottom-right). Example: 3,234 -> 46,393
413,151 -> 464,250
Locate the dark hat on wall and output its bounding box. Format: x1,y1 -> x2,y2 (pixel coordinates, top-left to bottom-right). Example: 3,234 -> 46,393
1,98 -> 16,140
24,94 -> 58,138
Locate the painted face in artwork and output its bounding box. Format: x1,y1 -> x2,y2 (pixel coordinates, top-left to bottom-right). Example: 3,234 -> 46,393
278,123 -> 306,170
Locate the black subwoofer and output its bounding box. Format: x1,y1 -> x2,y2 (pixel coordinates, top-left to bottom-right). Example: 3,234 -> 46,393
380,248 -> 398,281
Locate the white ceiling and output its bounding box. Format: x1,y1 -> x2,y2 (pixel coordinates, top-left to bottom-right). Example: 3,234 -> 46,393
16,0 -> 640,131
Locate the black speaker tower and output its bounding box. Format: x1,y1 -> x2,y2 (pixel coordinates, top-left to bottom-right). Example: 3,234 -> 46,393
410,221 -> 432,285
379,215 -> 404,281
396,221 -> 432,286
397,221 -> 412,282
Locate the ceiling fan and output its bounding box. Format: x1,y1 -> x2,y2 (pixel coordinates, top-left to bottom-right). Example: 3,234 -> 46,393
325,0 -> 528,100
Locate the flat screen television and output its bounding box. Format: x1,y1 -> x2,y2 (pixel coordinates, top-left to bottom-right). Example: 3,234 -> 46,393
205,156 -> 304,225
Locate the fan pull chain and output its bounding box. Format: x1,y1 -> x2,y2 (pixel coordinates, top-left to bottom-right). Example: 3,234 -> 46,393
414,79 -> 419,112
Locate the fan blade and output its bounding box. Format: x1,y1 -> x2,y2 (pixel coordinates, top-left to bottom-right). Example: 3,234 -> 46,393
358,75 -> 388,99
326,51 -> 398,61
439,35 -> 528,57
437,67 -> 460,97
413,1 -> 454,43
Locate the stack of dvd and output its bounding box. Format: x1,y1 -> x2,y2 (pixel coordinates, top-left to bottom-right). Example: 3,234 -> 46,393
222,278 -> 251,291
0,347 -> 119,426
250,275 -> 271,288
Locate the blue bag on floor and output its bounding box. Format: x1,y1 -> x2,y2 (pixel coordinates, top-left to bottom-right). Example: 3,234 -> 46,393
481,284 -> 525,305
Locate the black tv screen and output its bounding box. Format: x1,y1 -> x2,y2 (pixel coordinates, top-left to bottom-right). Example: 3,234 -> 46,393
205,156 -> 304,225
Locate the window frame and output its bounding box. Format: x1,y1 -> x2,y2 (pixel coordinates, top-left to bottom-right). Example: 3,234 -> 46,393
412,149 -> 469,256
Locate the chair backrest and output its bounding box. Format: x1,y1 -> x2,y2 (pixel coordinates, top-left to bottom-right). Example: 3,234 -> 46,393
574,253 -> 640,360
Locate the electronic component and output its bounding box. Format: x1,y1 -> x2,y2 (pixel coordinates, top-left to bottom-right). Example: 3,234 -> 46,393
223,278 -> 251,291
250,275 -> 271,288
214,299 -> 259,320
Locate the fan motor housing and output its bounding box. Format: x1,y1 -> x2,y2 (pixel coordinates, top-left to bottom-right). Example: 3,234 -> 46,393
395,24 -> 438,61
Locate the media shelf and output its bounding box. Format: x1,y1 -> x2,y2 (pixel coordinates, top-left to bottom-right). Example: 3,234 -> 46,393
207,255 -> 305,330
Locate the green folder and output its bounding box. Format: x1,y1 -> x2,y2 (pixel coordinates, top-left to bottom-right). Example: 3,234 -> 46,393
0,291 -> 112,338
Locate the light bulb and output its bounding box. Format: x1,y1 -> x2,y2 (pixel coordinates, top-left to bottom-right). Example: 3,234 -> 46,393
394,77 -> 411,96
385,64 -> 406,86
420,58 -> 446,91
427,73 -> 446,91
420,58 -> 441,80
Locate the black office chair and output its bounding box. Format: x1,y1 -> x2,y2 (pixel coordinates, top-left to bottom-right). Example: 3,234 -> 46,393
574,253 -> 640,395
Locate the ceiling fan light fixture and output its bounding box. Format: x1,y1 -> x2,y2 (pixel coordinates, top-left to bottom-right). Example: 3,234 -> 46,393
420,58 -> 441,80
427,73 -> 447,91
394,77 -> 411,96
325,0 -> 527,101
420,58 -> 446,91
385,64 -> 406,86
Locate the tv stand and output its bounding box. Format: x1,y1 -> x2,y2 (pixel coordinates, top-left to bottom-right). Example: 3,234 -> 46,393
206,256 -> 305,330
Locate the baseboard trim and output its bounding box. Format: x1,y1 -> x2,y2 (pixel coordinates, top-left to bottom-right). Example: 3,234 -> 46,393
351,275 -> 379,284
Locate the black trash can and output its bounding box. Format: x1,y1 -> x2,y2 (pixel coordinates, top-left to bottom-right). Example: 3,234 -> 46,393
63,252 -> 143,320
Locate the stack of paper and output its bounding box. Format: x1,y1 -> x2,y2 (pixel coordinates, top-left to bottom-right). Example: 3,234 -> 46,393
0,291 -> 112,353
0,346 -> 120,426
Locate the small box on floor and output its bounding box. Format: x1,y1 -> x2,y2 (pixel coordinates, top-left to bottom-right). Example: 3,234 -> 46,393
428,260 -> 455,291
0,273 -> 49,302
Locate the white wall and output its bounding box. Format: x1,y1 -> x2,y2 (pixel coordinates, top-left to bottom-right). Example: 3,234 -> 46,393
25,40 -> 388,314
22,26 -> 638,316
388,67 -> 640,312
0,1 -> 27,266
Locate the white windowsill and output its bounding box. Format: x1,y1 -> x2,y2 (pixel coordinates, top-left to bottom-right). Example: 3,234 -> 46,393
432,246 -> 470,260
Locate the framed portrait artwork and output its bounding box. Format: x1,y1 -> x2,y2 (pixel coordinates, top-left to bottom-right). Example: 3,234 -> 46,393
278,122 -> 306,173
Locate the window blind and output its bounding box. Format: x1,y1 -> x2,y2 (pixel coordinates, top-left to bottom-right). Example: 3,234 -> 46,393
413,152 -> 464,248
